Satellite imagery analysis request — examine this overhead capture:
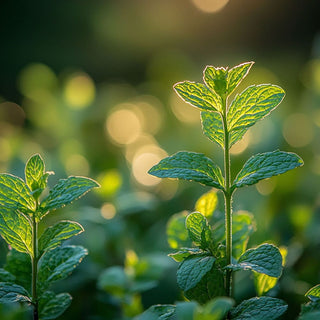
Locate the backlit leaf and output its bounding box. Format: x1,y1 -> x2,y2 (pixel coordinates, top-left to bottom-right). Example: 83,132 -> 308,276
25,154 -> 45,191
0,174 -> 35,213
201,111 -> 224,148
227,62 -> 254,95
40,176 -> 99,212
148,151 -> 224,190
167,211 -> 191,249
0,282 -> 31,303
174,81 -> 222,112
177,254 -> 215,292
195,190 -> 218,219
203,66 -> 228,97
39,220 -> 84,253
195,297 -> 234,320
0,206 -> 32,254
306,285 -> 320,300
230,296 -> 287,320
228,243 -> 282,278
186,212 -> 211,249
38,245 -> 88,292
39,291 -> 72,320
233,150 -> 303,189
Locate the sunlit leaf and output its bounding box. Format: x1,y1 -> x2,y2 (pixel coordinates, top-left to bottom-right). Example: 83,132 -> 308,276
226,62 -> 254,95
201,111 -> 225,148
177,254 -> 215,292
195,297 -> 234,320
233,150 -> 303,189
0,206 -> 32,254
174,81 -> 222,112
195,189 -> 218,219
25,154 -> 45,191
168,248 -> 202,262
0,282 -> 31,303
39,220 -> 84,253
0,174 -> 35,213
39,291 -> 72,320
203,66 -> 228,98
186,212 -> 211,249
306,285 -> 320,300
148,151 -> 224,190
167,211 -> 191,249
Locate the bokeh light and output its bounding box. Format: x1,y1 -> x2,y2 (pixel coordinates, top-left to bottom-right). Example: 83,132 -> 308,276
230,131 -> 251,155
101,202 -> 117,220
256,178 -> 277,196
170,93 -> 200,124
64,154 -> 90,176
96,169 -> 122,198
191,0 -> 229,13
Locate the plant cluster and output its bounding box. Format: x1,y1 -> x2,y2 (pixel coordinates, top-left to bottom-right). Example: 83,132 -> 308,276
0,154 -> 99,319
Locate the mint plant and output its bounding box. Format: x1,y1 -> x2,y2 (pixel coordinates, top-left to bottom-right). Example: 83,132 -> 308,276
0,154 -> 99,320
144,62 -> 304,319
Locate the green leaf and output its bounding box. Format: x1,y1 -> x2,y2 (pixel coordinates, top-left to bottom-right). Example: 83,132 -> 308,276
168,248 -> 202,262
203,66 -> 228,98
0,282 -> 31,303
5,249 -> 31,292
177,254 -> 215,292
226,62 -> 254,95
233,150 -> 303,189
229,243 -> 282,278
39,220 -> 84,253
25,154 -> 45,191
176,301 -> 197,320
148,151 -> 224,190
167,211 -> 191,249
299,311 -> 320,320
195,297 -> 234,320
0,174 -> 35,213
0,269 -> 15,282
230,296 -> 287,320
195,190 -> 218,219
306,285 -> 320,300
40,176 -> 99,212
300,300 -> 320,317
227,84 -> 285,135
0,206 -> 32,254
134,305 -> 176,320
184,266 -> 225,304
213,211 -> 255,259
39,291 -> 72,320
174,81 -> 222,112
201,111 -> 224,148
186,212 -> 212,249
38,245 -> 88,292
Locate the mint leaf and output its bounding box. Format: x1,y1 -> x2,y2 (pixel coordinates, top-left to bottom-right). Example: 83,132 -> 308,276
148,151 -> 224,190
176,301 -> 197,320
299,312 -> 320,320
40,176 -> 99,212
230,296 -> 287,320
177,254 -> 215,291
38,245 -> 88,292
254,273 -> 278,296
186,212 -> 211,249
226,62 -> 254,95
306,285 -> 320,300
203,66 -> 228,98
184,267 -> 225,304
201,111 -> 224,149
174,81 -> 222,112
97,266 -> 128,295
25,154 -> 45,191
195,297 -> 234,320
39,291 -> 72,320
195,190 -> 218,219
0,269 -> 15,282
39,220 -> 84,253
229,243 -> 282,278
134,305 -> 176,320
0,174 -> 35,213
0,207 -> 32,254
227,85 -> 285,144
233,150 -> 303,189
5,249 -> 31,292
168,248 -> 202,262
167,211 -> 191,249
0,282 -> 31,303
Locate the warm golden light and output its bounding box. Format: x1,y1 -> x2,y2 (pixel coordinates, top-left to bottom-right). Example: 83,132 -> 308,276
256,178 -> 277,196
230,131 -> 251,155
64,73 -> 96,109
191,0 -> 229,13
101,202 -> 117,220
64,154 -> 90,176
106,107 -> 142,145
125,134 -> 157,163
170,93 -> 200,124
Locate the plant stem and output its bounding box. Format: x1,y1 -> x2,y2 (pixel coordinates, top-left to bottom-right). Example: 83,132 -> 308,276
32,212 -> 39,320
222,96 -> 233,297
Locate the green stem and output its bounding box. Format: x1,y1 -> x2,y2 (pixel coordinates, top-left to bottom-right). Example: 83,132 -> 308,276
222,96 -> 233,298
32,212 -> 39,320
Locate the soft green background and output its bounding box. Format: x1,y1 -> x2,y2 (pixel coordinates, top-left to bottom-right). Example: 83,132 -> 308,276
0,0 -> 319,319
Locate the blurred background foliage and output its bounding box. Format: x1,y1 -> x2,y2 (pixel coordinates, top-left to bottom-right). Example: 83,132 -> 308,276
0,0 -> 320,319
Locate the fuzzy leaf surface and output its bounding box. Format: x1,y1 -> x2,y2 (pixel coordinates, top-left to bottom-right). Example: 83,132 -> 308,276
201,111 -> 224,148
0,282 -> 31,303
177,254 -> 215,292
40,176 -> 99,212
186,212 -> 211,249
233,151 -> 303,189
39,220 -> 84,253
148,151 -> 224,190
0,174 -> 35,213
25,154 -> 45,191
227,84 -> 285,135
229,244 -> 282,278
226,62 -> 254,95
306,285 -> 320,300
203,66 -> 228,97
39,291 -> 72,320
38,245 -> 88,291
230,296 -> 287,320
0,206 -> 32,254
134,304 -> 176,320
174,81 -> 222,112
